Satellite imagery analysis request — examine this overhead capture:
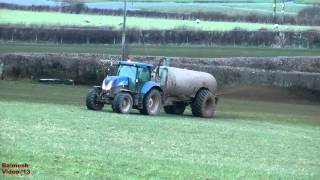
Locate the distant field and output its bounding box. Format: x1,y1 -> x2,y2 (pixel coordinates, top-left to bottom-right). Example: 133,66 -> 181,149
1,9 -> 319,31
141,3 -> 305,14
72,0 -> 320,3
1,80 -> 319,179
2,42 -> 320,57
294,0 -> 320,4
60,0 -> 273,3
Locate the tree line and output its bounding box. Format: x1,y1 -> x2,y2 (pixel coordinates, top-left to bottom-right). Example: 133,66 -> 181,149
1,25 -> 319,48
1,3 -> 320,26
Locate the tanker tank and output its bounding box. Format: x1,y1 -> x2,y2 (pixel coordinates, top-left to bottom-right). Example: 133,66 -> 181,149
159,66 -> 217,99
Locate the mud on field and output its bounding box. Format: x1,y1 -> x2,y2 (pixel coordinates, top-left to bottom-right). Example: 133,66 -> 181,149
0,53 -> 319,103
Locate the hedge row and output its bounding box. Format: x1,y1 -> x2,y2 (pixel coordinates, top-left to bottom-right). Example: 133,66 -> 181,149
1,25 -> 320,48
1,53 -> 320,91
1,3 -> 320,25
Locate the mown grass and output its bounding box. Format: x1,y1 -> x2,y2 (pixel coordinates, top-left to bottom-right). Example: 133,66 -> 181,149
1,9 -> 319,31
1,42 -> 320,58
0,80 -> 320,179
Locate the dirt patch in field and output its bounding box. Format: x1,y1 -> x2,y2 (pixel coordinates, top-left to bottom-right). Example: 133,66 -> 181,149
218,85 -> 320,105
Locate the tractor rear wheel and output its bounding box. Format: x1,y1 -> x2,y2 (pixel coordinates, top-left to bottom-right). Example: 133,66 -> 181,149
191,89 -> 215,118
112,92 -> 133,114
164,103 -> 186,115
86,88 -> 104,111
140,89 -> 161,115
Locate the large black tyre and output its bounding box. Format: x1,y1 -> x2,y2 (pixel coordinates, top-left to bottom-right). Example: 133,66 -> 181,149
191,89 -> 215,118
164,103 -> 186,115
112,92 -> 133,114
140,89 -> 162,115
86,88 -> 104,111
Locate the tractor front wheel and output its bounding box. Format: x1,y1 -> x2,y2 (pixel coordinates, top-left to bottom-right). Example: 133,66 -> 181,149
140,89 -> 161,115
112,92 -> 133,114
86,88 -> 104,111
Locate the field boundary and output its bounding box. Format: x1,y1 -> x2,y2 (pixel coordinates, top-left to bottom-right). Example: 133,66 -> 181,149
0,53 -> 319,91
1,25 -> 320,48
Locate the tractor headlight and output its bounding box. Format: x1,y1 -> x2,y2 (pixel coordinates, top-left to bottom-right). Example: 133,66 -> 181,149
102,80 -> 113,91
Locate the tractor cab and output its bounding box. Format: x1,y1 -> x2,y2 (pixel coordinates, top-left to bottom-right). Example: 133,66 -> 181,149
117,61 -> 153,91
101,61 -> 153,94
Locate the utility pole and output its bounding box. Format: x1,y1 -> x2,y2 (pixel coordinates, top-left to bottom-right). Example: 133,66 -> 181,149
281,0 -> 285,24
273,0 -> 277,24
121,0 -> 127,61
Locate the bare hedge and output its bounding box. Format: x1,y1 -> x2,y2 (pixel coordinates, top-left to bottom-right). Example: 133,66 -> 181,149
1,53 -> 320,91
1,25 -> 320,48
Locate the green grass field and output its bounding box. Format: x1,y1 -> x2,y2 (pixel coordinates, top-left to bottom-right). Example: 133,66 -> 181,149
1,9 -> 319,31
141,3 -> 305,14
85,0 -> 319,3
57,0 -> 274,3
2,42 -> 320,57
56,0 -> 320,3
1,80 -> 320,179
294,0 -> 320,4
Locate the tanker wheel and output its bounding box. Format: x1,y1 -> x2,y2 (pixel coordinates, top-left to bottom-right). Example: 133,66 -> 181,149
86,88 -> 104,111
191,89 -> 215,118
112,92 -> 133,114
140,89 -> 161,115
164,103 -> 186,115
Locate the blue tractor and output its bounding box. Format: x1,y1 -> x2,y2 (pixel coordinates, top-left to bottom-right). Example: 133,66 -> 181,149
86,60 -> 218,117
86,61 -> 162,115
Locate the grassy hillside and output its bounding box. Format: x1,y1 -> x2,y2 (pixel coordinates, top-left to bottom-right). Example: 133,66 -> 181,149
2,42 -> 320,57
0,80 -> 320,178
1,9 -> 319,31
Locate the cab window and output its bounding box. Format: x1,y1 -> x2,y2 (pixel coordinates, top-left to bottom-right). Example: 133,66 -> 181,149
138,67 -> 150,82
117,65 -> 137,82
